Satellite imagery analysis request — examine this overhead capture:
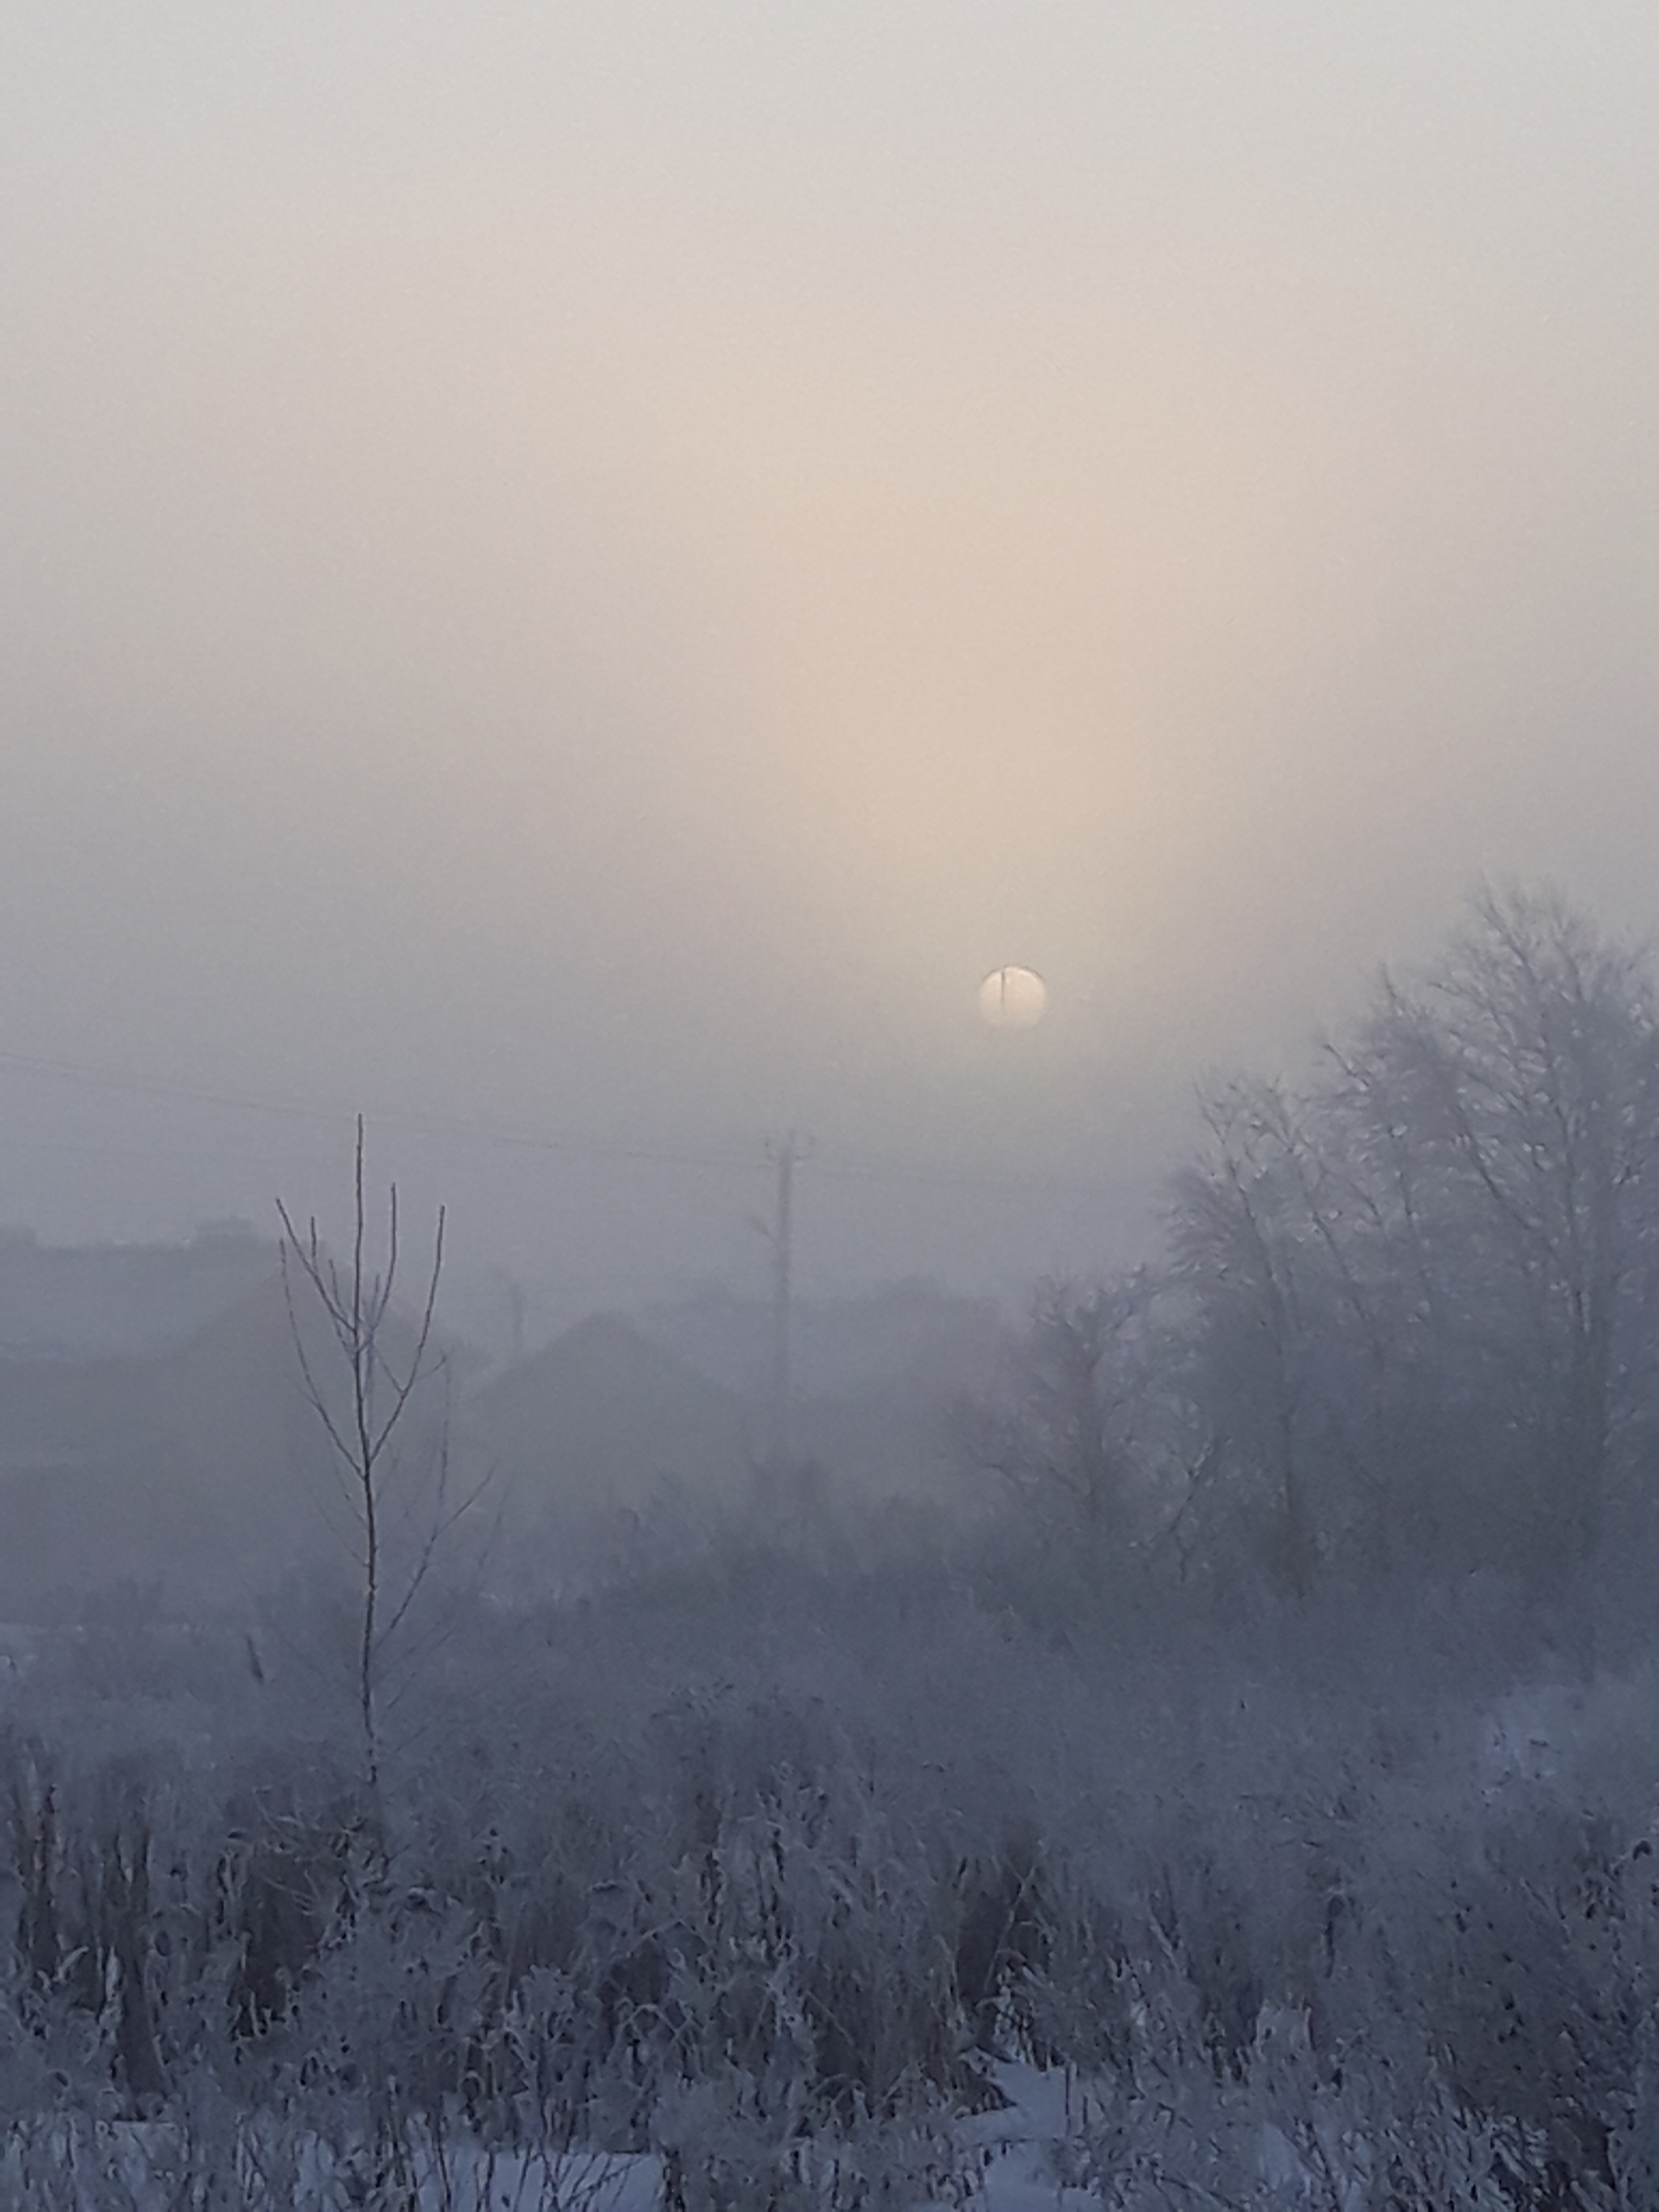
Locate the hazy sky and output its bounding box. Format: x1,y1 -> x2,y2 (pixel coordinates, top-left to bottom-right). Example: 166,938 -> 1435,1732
3,2 -> 1658,1332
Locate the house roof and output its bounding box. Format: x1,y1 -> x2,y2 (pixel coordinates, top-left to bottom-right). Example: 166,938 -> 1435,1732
0,1222 -> 277,1360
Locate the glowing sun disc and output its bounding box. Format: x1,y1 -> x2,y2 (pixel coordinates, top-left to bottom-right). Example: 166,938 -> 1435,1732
979,965 -> 1047,1029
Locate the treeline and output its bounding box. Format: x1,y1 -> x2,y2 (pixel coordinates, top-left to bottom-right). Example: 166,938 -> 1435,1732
975,883 -> 1659,1639
2,885 -> 1659,2208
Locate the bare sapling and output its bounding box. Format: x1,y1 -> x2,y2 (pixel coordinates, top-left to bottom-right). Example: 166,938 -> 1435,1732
277,1117 -> 460,1815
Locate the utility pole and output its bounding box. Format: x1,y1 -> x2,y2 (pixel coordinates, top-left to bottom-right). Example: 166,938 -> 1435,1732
764,1129 -> 808,1468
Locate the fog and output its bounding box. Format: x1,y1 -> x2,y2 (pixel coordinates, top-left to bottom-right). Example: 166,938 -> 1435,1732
9,16 -> 1659,2191
3,3 -> 1658,1322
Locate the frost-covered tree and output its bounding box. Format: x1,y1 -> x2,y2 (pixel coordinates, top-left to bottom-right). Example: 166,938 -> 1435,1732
1168,886 -> 1659,1594
1166,1079 -> 1336,1598
277,1118 -> 468,1815
1327,884 -> 1659,1570
964,1279 -> 1147,1544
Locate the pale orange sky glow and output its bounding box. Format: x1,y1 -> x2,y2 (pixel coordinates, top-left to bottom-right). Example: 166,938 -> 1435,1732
2,2 -> 1657,1322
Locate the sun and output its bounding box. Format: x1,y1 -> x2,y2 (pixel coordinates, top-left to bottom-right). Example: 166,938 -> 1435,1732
978,965 -> 1047,1029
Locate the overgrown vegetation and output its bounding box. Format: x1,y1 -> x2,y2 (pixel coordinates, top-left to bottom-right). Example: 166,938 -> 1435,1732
4,885 -> 1659,2207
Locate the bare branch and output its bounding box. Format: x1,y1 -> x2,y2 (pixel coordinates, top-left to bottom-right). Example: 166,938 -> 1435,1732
275,1121 -> 460,1822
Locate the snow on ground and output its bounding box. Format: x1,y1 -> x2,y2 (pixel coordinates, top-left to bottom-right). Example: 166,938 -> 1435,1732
961,2065 -> 1101,2212
8,2069 -> 1114,2210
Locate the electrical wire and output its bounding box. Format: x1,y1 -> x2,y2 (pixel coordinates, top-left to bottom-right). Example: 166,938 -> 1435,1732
0,1046 -> 1124,1199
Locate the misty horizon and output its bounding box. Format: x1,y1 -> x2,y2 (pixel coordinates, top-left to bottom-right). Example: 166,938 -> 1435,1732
5,2 -> 1659,1332
0,867 -> 1644,1350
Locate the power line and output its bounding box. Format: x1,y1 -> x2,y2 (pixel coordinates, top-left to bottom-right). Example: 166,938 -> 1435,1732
0,1048 -> 759,1174
0,1046 -> 1128,1201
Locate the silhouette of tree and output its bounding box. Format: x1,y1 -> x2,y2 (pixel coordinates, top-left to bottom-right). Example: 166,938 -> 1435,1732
276,1119 -> 457,1815
1169,886 -> 1659,1592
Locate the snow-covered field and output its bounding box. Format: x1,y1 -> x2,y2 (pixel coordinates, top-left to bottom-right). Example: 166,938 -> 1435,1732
0,2048 -> 1584,2210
